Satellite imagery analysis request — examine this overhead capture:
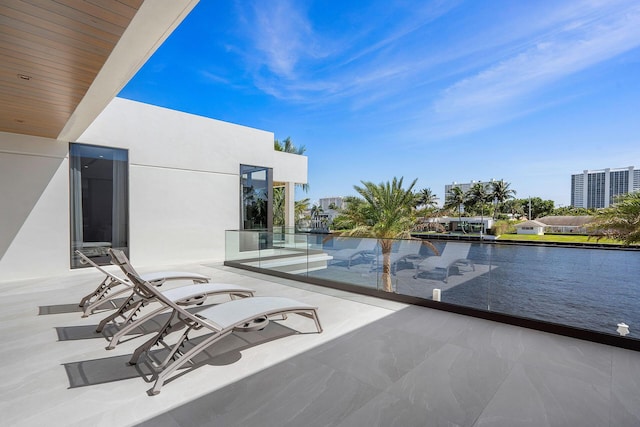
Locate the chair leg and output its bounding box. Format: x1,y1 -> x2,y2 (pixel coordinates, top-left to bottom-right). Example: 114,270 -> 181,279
129,310 -> 181,365
96,295 -> 141,332
312,309 -> 323,333
81,278 -> 130,317
150,330 -> 230,395
79,276 -> 110,307
106,305 -> 166,350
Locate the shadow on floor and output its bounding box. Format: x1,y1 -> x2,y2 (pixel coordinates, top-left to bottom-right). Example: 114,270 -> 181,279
62,322 -> 297,389
39,298 -> 128,315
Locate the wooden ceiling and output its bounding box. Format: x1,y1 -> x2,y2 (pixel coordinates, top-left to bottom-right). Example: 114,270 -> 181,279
0,0 -> 144,139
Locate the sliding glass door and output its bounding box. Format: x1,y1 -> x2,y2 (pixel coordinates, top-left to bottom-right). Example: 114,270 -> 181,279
240,164 -> 273,231
70,143 -> 129,268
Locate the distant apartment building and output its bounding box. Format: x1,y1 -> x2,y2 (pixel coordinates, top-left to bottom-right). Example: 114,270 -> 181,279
319,196 -> 344,212
571,166 -> 640,208
297,196 -> 344,232
317,196 -> 344,222
445,180 -> 496,196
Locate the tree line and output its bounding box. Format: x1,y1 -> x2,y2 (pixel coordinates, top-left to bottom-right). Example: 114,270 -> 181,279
419,182 -> 597,220
272,138 -> 639,249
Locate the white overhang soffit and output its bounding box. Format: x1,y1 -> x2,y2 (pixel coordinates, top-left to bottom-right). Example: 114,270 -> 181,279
0,0 -> 199,142
57,0 -> 199,142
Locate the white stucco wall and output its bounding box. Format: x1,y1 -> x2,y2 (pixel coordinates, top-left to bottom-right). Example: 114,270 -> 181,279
0,133 -> 70,281
0,98 -> 308,281
516,227 -> 544,235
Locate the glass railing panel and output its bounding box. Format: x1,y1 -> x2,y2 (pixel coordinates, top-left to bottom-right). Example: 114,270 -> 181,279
225,230 -> 639,340
256,230 -> 311,274
306,235 -> 382,290
397,240 -> 490,306
272,226 -> 301,249
224,230 -> 264,261
483,244 -> 640,338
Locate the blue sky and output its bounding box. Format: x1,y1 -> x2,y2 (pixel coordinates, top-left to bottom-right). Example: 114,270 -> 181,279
120,0 -> 640,207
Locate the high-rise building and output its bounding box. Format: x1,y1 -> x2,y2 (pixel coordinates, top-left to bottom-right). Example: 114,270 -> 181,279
571,166 -> 640,208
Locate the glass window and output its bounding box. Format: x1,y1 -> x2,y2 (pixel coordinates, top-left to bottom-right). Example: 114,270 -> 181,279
609,170 -> 629,204
240,165 -> 272,230
70,143 -> 129,268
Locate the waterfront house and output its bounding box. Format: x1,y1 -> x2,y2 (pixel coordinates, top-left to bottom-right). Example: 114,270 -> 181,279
515,219 -> 546,235
537,215 -> 594,234
515,216 -> 594,235
429,216 -> 495,233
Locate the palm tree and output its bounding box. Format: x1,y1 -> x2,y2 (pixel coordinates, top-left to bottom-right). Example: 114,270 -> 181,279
503,199 -> 525,219
467,183 -> 491,235
272,187 -> 285,226
274,136 -> 309,192
310,204 -> 323,219
444,186 -> 466,233
587,192 -> 640,245
490,180 -> 516,218
416,187 -> 438,210
295,198 -> 309,220
273,186 -> 309,227
274,136 -> 306,154
341,177 -> 438,292
331,196 -> 366,230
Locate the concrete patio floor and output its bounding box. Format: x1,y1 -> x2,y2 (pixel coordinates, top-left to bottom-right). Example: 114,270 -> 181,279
1,262 -> 639,426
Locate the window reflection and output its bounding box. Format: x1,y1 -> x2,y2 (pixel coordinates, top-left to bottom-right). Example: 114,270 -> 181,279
70,143 -> 129,268
240,165 -> 272,230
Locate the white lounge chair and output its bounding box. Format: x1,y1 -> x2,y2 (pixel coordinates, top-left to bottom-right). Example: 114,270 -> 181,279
76,250 -> 210,317
97,273 -> 255,350
328,238 -> 378,268
389,240 -> 426,274
108,249 -> 323,395
413,242 -> 474,283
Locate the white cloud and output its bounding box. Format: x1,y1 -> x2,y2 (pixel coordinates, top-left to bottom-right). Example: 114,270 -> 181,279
200,71 -> 230,85
431,2 -> 640,134
241,0 -> 333,79
237,0 -> 460,104
234,0 -> 640,141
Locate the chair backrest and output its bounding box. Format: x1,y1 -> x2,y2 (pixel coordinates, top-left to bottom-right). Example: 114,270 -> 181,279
75,250 -> 127,285
395,239 -> 423,255
356,238 -> 378,251
108,249 -> 212,329
328,237 -> 350,251
440,242 -> 471,260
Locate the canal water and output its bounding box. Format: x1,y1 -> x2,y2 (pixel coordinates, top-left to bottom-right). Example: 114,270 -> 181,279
441,242 -> 640,338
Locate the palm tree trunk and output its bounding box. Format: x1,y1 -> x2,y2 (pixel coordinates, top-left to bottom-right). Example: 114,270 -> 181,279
458,207 -> 465,234
380,239 -> 394,292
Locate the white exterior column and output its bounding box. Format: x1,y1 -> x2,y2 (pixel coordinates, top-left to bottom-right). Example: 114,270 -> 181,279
284,182 -> 296,230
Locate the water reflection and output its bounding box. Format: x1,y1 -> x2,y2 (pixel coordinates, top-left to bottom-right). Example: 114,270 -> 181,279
226,231 -> 640,339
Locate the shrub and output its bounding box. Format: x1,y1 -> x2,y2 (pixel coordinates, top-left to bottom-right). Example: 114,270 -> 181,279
490,220 -> 517,235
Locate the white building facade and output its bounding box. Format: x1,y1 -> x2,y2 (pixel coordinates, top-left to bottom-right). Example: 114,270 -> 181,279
319,196 -> 344,212
1,98 -> 306,282
0,1 -> 307,283
571,167 -> 640,208
515,220 -> 546,235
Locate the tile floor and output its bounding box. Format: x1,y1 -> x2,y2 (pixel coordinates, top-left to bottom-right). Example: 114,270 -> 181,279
1,262 -> 638,426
